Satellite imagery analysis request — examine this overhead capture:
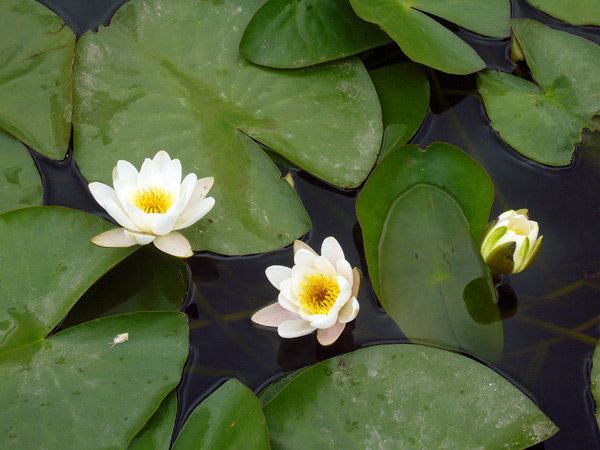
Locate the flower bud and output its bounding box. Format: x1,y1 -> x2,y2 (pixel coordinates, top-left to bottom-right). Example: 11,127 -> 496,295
479,209 -> 543,274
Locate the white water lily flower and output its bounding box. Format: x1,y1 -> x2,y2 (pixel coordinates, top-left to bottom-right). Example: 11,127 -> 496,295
480,209 -> 543,274
88,150 -> 215,258
252,237 -> 360,346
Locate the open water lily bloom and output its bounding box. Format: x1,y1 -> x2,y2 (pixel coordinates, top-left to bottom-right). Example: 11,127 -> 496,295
252,237 -> 360,346
88,150 -> 215,258
480,209 -> 543,274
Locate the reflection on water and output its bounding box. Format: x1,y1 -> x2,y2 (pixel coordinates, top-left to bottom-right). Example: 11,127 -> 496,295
33,0 -> 600,448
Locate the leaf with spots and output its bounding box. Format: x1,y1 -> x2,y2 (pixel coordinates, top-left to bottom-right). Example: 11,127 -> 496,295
263,345 -> 558,449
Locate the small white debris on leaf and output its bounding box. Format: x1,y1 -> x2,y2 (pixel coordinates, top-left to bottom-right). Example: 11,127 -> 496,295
109,333 -> 129,348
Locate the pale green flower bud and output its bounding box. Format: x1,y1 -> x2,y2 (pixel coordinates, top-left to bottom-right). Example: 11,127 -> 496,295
479,209 -> 543,274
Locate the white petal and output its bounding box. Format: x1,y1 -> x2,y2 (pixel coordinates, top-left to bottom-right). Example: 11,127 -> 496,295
294,248 -> 317,268
150,211 -> 179,235
278,319 -> 315,338
278,293 -> 300,313
351,267 -> 361,298
280,278 -> 299,305
338,297 -> 359,323
121,200 -> 155,232
137,158 -> 164,190
310,313 -> 338,329
265,265 -> 292,290
161,158 -> 182,198
527,221 -> 539,247
88,182 -> 118,207
91,228 -> 137,247
153,231 -> 193,258
314,256 -> 337,279
152,150 -> 171,170
124,229 -> 156,245
192,176 -> 214,200
113,179 -> 137,211
173,197 -> 215,230
165,192 -> 189,218
116,160 -> 139,185
103,197 -> 140,231
497,210 -> 516,221
336,259 -> 353,284
293,240 -> 318,256
321,236 -> 345,266
179,173 -> 198,206
251,303 -> 300,327
317,322 -> 346,346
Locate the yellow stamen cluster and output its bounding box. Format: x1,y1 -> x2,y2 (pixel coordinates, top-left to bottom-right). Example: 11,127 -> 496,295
298,273 -> 340,315
509,226 -> 525,236
135,187 -> 173,214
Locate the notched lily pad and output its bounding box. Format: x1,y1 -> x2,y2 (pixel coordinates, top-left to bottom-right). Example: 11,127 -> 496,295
263,345 -> 558,449
478,19 -> 600,166
0,130 -> 42,213
0,0 -> 75,159
240,0 -> 392,68
349,0 -> 511,74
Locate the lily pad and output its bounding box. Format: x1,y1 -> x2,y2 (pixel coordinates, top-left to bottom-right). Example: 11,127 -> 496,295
349,0 -> 510,74
73,0 -> 383,254
0,311 -> 188,450
258,368 -> 306,406
172,379 -> 270,450
369,62 -> 430,161
0,130 -> 42,213
60,246 -> 188,329
378,184 -> 502,361
263,345 -> 558,449
239,0 -> 392,68
0,0 -> 75,159
356,143 -> 494,299
128,390 -> 178,450
526,0 -> 600,26
593,341 -> 600,430
478,19 -> 600,166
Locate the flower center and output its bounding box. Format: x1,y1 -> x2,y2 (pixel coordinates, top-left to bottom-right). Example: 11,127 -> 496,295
509,226 -> 525,236
135,187 -> 173,214
298,273 -> 340,315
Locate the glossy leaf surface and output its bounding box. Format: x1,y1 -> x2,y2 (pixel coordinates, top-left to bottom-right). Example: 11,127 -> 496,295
349,0 -> 510,74
240,0 -> 391,68
0,0 -> 74,158
172,379 -> 270,450
128,390 -> 178,450
378,185 -> 502,361
0,130 -> 42,213
370,62 -> 430,161
478,19 -> 600,166
74,0 -> 383,254
356,143 -> 494,298
263,345 -> 557,449
526,0 -> 600,26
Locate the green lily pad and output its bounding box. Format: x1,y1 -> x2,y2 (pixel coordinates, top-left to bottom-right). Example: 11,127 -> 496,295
478,19 -> 600,166
593,341 -> 600,431
0,0 -> 74,159
73,0 -> 383,254
378,184 -> 502,361
239,0 -> 391,68
349,0 -> 510,74
0,311 -> 188,450
60,246 -> 188,329
172,379 -> 270,450
526,0 -> 600,26
369,62 -> 430,161
0,130 -> 42,213
128,390 -> 178,450
263,345 -> 558,449
356,143 -> 494,299
258,368 -> 306,406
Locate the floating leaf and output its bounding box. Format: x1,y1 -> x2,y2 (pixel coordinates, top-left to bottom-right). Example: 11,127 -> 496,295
258,368 -> 306,406
378,184 -> 502,360
0,130 -> 42,213
593,341 -> 600,431
172,379 -> 270,450
61,246 -> 188,329
349,0 -> 510,74
240,0 -> 391,68
356,143 -> 494,299
526,0 -> 600,26
0,312 -> 188,450
478,19 -> 600,166
263,345 -> 558,449
369,62 -> 430,161
0,0 -> 74,158
73,0 -> 383,254
128,390 -> 178,450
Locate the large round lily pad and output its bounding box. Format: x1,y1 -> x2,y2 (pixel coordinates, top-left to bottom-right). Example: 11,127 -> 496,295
0,0 -> 74,159
526,0 -> 600,26
263,345 -> 558,449
349,0 -> 510,74
356,143 -> 494,299
379,184 -> 502,361
172,379 -> 270,450
128,390 -> 178,450
73,0 -> 383,254
240,0 -> 391,68
478,19 -> 600,166
0,130 -> 42,213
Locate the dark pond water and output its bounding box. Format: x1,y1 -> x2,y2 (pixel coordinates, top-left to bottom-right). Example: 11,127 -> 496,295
33,0 -> 600,448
